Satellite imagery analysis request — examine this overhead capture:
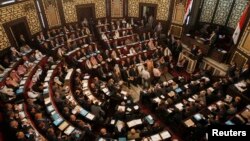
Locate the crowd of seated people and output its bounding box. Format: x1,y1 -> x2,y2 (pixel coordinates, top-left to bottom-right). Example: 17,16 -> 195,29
1,17 -> 249,141
3,103 -> 45,141
34,22 -> 93,58
0,45 -> 45,102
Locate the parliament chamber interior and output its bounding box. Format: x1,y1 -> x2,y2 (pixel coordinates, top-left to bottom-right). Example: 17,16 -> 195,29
0,0 -> 250,141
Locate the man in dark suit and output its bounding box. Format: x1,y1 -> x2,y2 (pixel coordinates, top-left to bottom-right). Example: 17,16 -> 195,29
129,65 -> 138,86
121,68 -> 130,88
240,64 -> 249,80
90,102 -> 105,122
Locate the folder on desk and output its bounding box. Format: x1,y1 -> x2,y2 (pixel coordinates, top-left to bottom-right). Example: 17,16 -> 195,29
175,103 -> 184,111
188,98 -> 195,102
168,91 -> 175,97
45,76 -> 50,82
44,97 -> 51,105
86,113 -> 95,120
46,105 -> 54,113
64,126 -> 75,135
160,130 -> 171,139
145,115 -> 154,125
43,88 -> 49,95
80,109 -> 89,116
160,95 -> 165,99
20,79 -> 26,85
16,88 -> 24,95
102,88 -> 109,93
153,97 -> 161,104
194,113 -> 202,121
150,134 -> 161,141
127,119 -> 142,128
127,107 -> 132,112
53,117 -> 63,126
184,119 -> 195,127
225,120 -> 235,125
175,88 -> 182,94
51,112 -> 60,121
58,121 -> 69,131
118,137 -> 127,141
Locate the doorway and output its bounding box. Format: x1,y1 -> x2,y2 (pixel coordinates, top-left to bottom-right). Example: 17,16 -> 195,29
3,17 -> 31,48
139,3 -> 157,28
10,22 -> 30,47
76,4 -> 95,22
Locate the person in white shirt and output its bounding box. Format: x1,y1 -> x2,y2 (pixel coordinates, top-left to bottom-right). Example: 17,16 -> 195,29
130,18 -> 134,26
101,33 -> 108,41
129,47 -> 136,55
164,47 -> 172,57
141,68 -> 150,88
114,30 -> 120,39
153,65 -> 162,84
0,84 -> 15,97
35,50 -> 43,60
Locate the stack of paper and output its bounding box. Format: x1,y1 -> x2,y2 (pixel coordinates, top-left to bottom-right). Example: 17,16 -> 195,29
184,119 -> 195,127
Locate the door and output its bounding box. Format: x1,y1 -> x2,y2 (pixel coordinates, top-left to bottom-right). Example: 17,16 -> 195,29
10,22 -> 30,47
76,4 -> 95,22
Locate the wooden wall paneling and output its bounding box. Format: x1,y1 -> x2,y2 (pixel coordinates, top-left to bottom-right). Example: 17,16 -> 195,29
170,24 -> 183,38
111,0 -> 124,18
238,20 -> 250,56
42,0 -> 61,28
172,0 -> 185,25
57,0 -> 66,25
231,51 -> 248,67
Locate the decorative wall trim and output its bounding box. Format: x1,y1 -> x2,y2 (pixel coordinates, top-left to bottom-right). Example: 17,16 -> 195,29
42,0 -> 61,28
128,0 -> 170,21
172,0 -> 185,25
170,24 -> 182,38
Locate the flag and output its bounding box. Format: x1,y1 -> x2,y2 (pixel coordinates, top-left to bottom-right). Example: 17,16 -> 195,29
232,4 -> 249,44
183,0 -> 193,25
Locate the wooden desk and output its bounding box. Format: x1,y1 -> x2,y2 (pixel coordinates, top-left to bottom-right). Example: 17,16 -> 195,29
181,35 -> 210,56
202,57 -> 229,76
210,48 -> 227,63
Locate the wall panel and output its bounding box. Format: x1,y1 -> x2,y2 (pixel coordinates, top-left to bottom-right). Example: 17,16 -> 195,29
200,0 -> 217,23
111,0 -> 123,18
228,0 -> 248,28
213,0 -> 233,25
42,0 -> 61,28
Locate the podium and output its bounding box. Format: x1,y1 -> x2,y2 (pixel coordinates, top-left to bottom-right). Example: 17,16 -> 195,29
178,51 -> 197,73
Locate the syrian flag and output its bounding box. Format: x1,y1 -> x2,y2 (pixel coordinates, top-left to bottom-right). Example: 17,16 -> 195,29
232,4 -> 249,44
183,0 -> 193,25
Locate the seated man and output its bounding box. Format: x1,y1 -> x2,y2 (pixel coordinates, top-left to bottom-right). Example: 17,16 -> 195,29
127,128 -> 140,140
